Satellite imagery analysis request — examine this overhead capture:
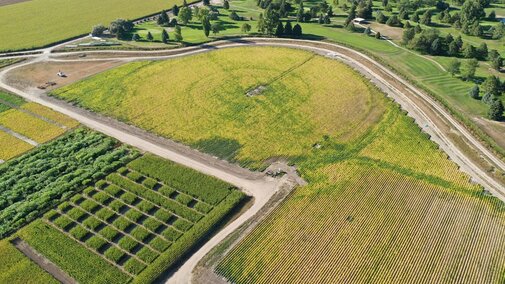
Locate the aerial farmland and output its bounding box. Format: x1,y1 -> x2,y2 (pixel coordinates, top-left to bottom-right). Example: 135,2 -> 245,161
0,0 -> 504,283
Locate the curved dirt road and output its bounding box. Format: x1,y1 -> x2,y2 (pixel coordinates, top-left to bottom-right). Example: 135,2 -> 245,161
1,38 -> 504,283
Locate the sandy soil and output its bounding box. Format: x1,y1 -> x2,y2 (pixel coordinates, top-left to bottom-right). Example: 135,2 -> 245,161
4,60 -> 123,92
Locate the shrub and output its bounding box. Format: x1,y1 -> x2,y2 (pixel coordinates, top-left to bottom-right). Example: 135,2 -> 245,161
162,227 -> 182,241
118,236 -> 138,252
154,209 -> 172,222
58,201 -> 71,212
143,218 -> 162,232
149,237 -> 171,252
67,207 -> 87,220
95,207 -> 115,221
127,171 -> 143,183
137,200 -> 155,213
83,187 -> 95,195
159,185 -> 175,197
131,226 -> 150,241
109,199 -> 125,212
80,199 -> 99,212
117,167 -> 129,176
104,246 -> 125,263
142,178 -> 158,189
175,194 -> 193,206
137,247 -> 159,263
85,235 -> 108,250
82,216 -> 102,230
70,194 -> 84,204
113,217 -> 132,231
93,191 -> 111,203
99,226 -> 119,241
104,184 -> 122,196
96,180 -> 108,189
70,225 -> 89,240
44,210 -> 59,220
173,219 -> 193,231
194,202 -> 213,214
125,209 -> 144,222
124,258 -> 146,275
120,192 -> 137,204
53,215 -> 73,230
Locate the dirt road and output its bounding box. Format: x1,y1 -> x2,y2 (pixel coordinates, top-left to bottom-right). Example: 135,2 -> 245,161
0,37 -> 504,283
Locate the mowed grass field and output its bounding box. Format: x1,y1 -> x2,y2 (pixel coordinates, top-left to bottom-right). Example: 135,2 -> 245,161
53,46 -> 505,282
0,0 -> 184,51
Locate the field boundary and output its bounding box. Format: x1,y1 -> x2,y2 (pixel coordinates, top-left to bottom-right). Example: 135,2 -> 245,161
11,237 -> 77,284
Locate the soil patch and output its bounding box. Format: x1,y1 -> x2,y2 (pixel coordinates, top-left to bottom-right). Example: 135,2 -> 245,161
4,60 -> 123,93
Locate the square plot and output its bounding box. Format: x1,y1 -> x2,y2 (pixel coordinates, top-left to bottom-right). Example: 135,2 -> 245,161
104,246 -> 125,264
143,217 -> 163,232
153,209 -> 172,223
136,200 -> 155,213
80,199 -> 100,213
161,227 -> 182,242
109,199 -> 126,212
120,192 -> 137,205
123,258 -> 146,275
125,209 -> 144,222
112,217 -> 132,231
99,226 -> 120,241
95,207 -> 115,221
149,236 -> 171,252
136,246 -> 159,264
173,219 -> 193,232
69,225 -> 89,241
86,235 -> 108,251
118,236 -> 139,252
130,226 -> 150,242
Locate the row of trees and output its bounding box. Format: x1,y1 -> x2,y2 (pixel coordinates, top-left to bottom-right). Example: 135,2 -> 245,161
402,27 -> 503,70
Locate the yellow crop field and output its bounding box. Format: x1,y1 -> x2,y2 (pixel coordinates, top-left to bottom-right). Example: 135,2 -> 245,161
53,47 -> 386,169
0,109 -> 65,143
21,103 -> 79,128
52,47 -> 504,282
0,131 -> 33,161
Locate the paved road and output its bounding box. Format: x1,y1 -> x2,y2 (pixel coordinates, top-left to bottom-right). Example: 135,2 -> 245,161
1,37 -> 504,283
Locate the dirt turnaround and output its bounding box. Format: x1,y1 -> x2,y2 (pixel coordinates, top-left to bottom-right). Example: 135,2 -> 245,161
12,238 -> 77,284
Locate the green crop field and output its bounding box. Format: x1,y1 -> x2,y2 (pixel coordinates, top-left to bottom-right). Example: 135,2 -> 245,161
0,91 -> 78,160
3,154 -> 244,283
0,128 -> 136,238
52,46 -> 505,282
0,0 -> 185,52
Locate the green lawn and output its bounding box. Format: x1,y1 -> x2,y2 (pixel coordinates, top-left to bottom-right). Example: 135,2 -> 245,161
0,0 -> 186,51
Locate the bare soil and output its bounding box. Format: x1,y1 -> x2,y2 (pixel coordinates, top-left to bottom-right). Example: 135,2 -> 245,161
370,23 -> 404,41
4,60 -> 123,92
473,117 -> 505,151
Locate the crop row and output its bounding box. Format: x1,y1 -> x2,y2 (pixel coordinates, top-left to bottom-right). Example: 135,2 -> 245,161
0,128 -> 137,238
127,154 -> 233,205
216,161 -> 505,284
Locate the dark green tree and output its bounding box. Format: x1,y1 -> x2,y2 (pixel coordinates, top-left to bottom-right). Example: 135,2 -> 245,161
488,10 -> 496,21
241,23 -> 252,33
462,58 -> 478,80
224,0 -> 230,9
488,99 -> 504,121
146,31 -> 154,41
161,29 -> 169,43
202,16 -> 211,37
173,5 -> 180,16
264,4 -> 280,34
284,21 -> 293,35
132,33 -> 140,41
402,28 -> 415,45
476,42 -> 488,60
174,25 -> 183,41
297,2 -> 304,22
275,21 -> 284,36
178,7 -> 193,24
293,23 -> 302,36
375,31 -> 381,39
469,85 -> 480,98
157,10 -> 170,26
482,75 -> 501,96
420,10 -> 432,25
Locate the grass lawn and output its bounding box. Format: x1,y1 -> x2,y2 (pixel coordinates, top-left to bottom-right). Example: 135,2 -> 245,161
0,0 -> 186,52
